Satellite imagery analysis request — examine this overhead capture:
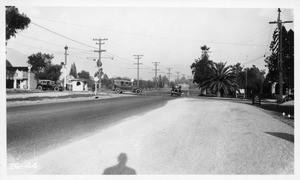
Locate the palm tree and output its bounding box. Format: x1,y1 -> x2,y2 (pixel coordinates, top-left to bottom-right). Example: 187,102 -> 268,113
200,62 -> 239,97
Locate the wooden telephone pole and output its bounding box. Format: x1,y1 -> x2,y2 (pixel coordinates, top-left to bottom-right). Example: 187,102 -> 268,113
269,8 -> 293,100
93,38 -> 108,94
133,55 -> 143,87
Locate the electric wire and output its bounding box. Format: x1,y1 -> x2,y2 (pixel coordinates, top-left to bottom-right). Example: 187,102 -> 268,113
31,22 -> 97,49
31,16 -> 268,47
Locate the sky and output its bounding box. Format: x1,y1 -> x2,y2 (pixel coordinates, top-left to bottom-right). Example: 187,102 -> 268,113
4,3 -> 295,81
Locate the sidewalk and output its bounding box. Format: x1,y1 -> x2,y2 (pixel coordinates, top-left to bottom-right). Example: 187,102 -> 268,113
6,90 -> 133,106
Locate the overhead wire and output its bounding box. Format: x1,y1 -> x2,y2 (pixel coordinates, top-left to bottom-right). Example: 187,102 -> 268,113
30,16 -> 268,47
14,25 -> 138,72
31,22 -> 97,49
243,55 -> 265,65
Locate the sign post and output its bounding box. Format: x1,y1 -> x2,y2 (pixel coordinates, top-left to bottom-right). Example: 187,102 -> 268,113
94,77 -> 99,96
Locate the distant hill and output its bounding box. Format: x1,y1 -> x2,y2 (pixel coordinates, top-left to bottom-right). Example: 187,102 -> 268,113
6,48 -> 29,67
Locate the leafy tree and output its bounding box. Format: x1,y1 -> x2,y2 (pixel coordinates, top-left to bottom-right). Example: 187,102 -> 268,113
27,52 -> 61,81
28,52 -> 53,74
6,60 -> 13,67
264,26 -> 294,92
157,75 -> 168,88
245,65 -> 265,96
231,63 -> 245,89
102,73 -> 112,89
200,62 -> 239,97
6,6 -> 31,40
191,45 -> 214,86
45,64 -> 62,82
200,45 -> 210,59
78,70 -> 90,79
69,62 -> 78,78
161,75 -> 169,87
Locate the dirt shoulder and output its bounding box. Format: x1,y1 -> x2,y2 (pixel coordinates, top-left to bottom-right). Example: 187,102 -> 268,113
6,90 -> 134,107
191,96 -> 295,128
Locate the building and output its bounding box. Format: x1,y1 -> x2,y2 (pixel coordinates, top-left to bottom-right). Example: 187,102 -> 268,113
6,66 -> 37,90
69,79 -> 88,91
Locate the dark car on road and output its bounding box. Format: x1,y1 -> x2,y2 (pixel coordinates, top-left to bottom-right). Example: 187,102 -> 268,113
112,79 -> 142,95
36,80 -> 64,92
171,85 -> 182,96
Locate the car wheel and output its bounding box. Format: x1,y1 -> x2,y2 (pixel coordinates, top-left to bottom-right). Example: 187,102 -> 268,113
54,86 -> 59,92
115,88 -> 121,94
37,86 -> 43,91
135,89 -> 142,95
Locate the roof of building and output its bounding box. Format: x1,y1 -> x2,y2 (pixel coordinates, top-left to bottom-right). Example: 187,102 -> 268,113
6,66 -> 28,71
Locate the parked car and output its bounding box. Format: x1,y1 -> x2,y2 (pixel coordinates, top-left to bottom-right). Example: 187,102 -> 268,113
36,80 -> 64,92
112,79 -> 142,95
171,85 -> 182,96
283,94 -> 294,102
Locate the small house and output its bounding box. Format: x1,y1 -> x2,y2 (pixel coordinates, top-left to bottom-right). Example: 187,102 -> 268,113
69,79 -> 88,91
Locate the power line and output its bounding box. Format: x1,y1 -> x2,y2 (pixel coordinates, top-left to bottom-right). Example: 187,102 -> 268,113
19,33 -> 96,54
31,16 -> 268,47
264,26 -> 275,56
31,22 -> 97,49
18,34 -> 63,48
243,55 -> 265,65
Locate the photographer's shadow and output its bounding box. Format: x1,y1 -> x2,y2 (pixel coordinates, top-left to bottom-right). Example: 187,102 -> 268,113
103,153 -> 137,175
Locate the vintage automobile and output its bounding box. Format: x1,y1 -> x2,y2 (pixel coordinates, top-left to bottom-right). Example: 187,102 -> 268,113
112,79 -> 142,95
171,85 -> 182,96
36,80 -> 64,92
283,94 -> 294,102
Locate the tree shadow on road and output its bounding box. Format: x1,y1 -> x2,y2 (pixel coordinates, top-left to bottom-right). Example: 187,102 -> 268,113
103,153 -> 137,175
265,132 -> 294,143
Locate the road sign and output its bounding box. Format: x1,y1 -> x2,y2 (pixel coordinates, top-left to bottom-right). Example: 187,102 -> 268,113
94,77 -> 99,82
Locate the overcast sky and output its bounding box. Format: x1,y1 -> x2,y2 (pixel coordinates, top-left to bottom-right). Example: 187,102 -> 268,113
4,3 -> 295,81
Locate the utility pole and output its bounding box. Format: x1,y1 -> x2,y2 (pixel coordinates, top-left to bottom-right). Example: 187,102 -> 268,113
269,8 -> 293,100
175,71 -> 180,81
27,63 -> 32,90
166,67 -> 172,87
93,38 -> 108,95
64,46 -> 68,90
152,62 -> 160,90
244,55 -> 248,98
133,55 -> 143,87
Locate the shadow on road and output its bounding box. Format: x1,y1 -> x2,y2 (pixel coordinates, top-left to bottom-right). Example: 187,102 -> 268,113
103,153 -> 137,175
265,132 -> 294,143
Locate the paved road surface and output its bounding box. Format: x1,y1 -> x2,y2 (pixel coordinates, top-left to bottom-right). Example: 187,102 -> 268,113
7,96 -> 171,163
7,97 -> 294,174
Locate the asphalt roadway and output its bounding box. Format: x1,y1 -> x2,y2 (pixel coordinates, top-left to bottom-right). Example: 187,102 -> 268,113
7,95 -> 171,164
6,95 -> 294,175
